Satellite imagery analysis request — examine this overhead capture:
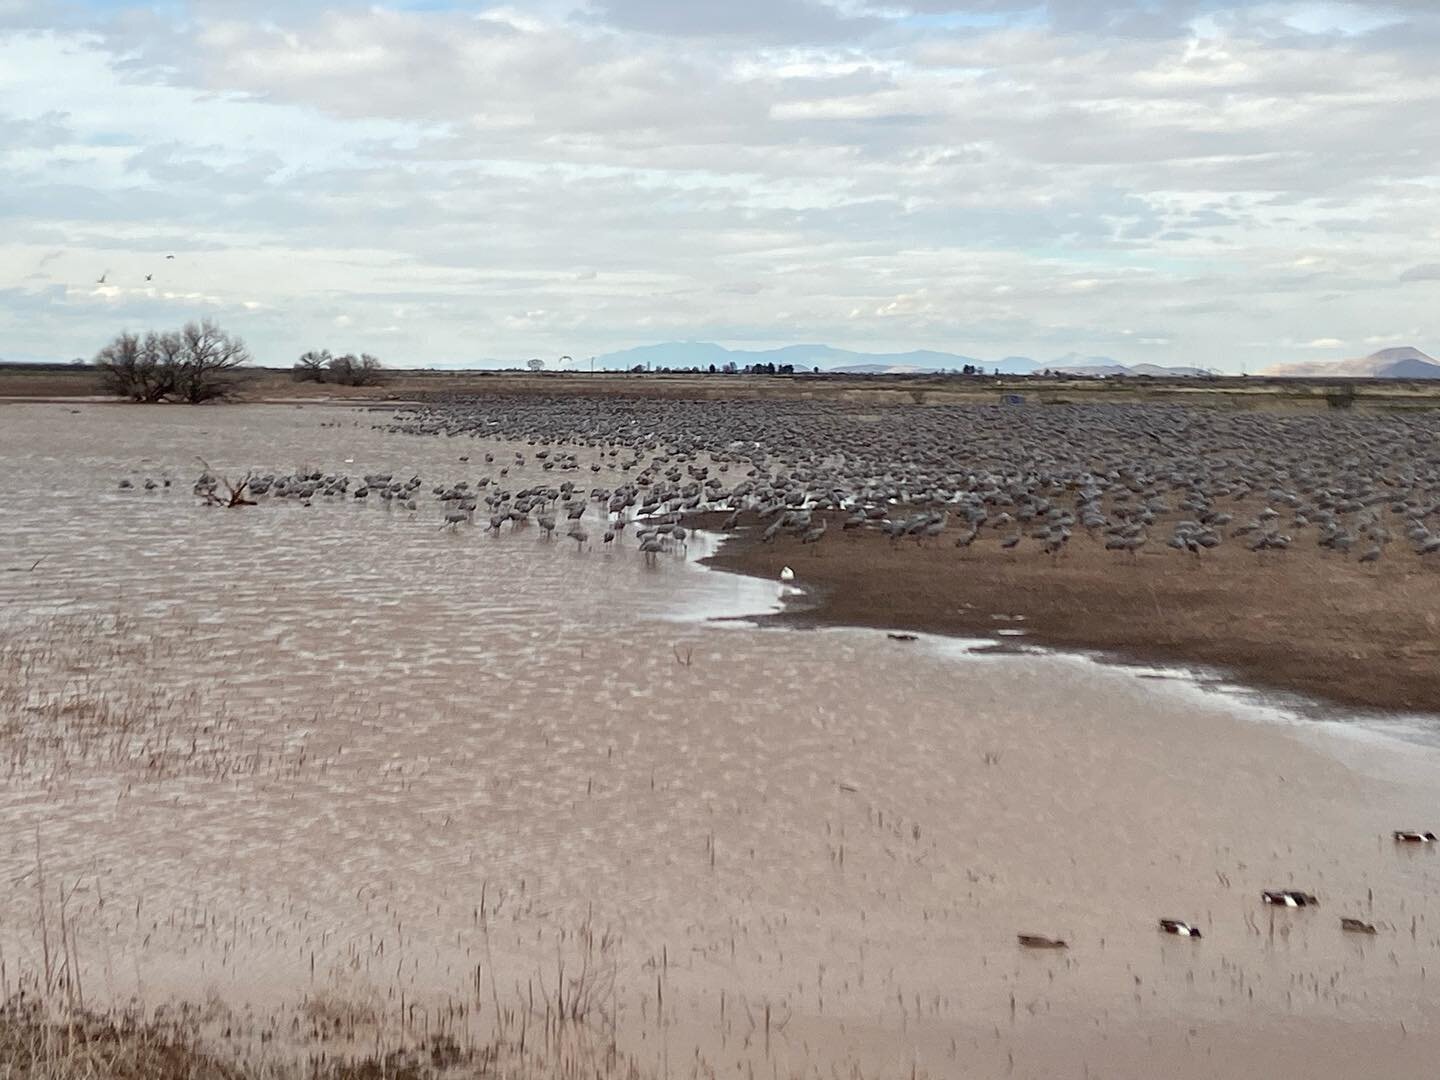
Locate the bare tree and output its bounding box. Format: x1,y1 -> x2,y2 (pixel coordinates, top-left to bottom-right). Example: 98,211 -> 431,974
329,353 -> 356,384
175,319 -> 250,403
95,329 -> 182,402
353,353 -> 384,386
97,320 -> 248,403
293,349 -> 331,382
95,331 -> 145,401
327,352 -> 384,387
527,357 -> 545,372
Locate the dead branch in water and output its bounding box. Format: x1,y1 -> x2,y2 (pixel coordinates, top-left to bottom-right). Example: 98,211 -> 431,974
195,457 -> 255,507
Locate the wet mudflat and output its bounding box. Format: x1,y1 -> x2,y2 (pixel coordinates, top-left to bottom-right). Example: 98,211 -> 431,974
2,402 -> 1439,1079
704,515 -> 1440,716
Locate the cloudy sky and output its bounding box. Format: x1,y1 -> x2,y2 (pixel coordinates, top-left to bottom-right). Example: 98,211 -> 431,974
1,0 -> 1436,369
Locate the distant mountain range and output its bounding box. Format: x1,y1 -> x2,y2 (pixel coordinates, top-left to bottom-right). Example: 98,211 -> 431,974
1261,346 -> 1440,379
594,342 -> 1215,377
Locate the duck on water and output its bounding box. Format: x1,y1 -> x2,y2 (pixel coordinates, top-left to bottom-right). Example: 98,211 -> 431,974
1262,890 -> 1319,907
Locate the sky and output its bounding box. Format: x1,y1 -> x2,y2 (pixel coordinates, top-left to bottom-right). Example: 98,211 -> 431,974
0,0 -> 1436,370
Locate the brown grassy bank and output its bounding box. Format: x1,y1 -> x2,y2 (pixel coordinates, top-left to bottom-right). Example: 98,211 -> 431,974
702,516 -> 1440,715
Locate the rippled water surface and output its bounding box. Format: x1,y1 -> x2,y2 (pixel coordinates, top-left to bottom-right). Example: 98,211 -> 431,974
3,402 -> 1440,1078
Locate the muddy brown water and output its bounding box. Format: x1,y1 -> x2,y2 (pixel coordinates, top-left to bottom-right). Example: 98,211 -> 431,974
2,403 -> 1439,1078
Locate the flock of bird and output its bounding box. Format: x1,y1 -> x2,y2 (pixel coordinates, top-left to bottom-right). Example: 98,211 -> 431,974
1019,840 -> 1434,950
119,396 -> 1440,571
95,253 -> 175,287
179,460 -> 696,558
371,395 -> 1440,569
1023,829 -> 1436,950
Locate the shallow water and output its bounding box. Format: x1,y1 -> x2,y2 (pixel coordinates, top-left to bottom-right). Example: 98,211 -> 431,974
2,403 -> 1439,1078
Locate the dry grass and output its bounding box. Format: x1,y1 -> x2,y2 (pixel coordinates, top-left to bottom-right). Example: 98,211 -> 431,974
0,904 -> 648,1080
0,614 -> 313,784
0,997 -> 656,1080
0,911 -> 635,1080
0,999 -> 250,1080
0,901 -> 644,1080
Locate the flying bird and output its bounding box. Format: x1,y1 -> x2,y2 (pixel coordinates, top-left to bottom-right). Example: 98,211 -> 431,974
96,272 -> 107,284
166,254 -> 176,259
145,274 -> 153,282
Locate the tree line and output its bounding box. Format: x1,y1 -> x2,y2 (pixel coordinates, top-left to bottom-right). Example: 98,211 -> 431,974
292,349 -> 385,386
92,321 -> 388,402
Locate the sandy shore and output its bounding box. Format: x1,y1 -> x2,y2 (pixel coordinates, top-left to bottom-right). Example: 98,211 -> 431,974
703,513 -> 1440,715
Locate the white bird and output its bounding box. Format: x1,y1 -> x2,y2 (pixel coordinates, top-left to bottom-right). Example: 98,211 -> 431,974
779,566 -> 795,582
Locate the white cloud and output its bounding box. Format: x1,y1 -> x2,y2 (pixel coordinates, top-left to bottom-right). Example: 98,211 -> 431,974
0,0 -> 1436,369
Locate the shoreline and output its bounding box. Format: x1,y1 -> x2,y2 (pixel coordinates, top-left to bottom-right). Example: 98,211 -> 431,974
698,514 -> 1440,717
